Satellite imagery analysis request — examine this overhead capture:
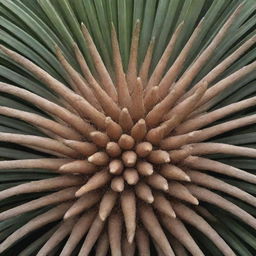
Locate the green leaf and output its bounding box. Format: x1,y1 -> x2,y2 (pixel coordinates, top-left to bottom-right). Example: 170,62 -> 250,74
0,146 -> 45,159
82,0 -> 111,71
138,0 -> 157,65
0,0 -> 76,67
117,0 -> 130,70
18,225 -> 58,256
152,0 -> 181,67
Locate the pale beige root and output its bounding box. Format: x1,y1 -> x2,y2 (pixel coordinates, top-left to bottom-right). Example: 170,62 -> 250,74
122,151 -> 137,167
135,182 -> 154,203
146,6 -> 241,128
160,164 -> 191,182
36,217 -> 77,256
152,191 -> 176,218
168,236 -> 188,256
83,75 -> 121,121
163,82 -> 207,127
145,87 -> 181,128
157,19 -> 204,99
20,145 -> 68,158
0,202 -> 73,253
187,185 -> 256,229
183,35 -> 256,101
35,128 -> 62,141
111,24 -> 132,109
135,226 -> 151,256
161,114 -> 256,150
123,168 -> 139,185
136,161 -> 154,176
0,187 -> 78,221
0,46 -> 107,129
68,51 -> 121,121
165,4 -> 242,101
60,210 -> 96,256
95,231 -> 109,256
175,96 -> 256,134
173,202 -> 235,256
55,45 -> 101,110
73,43 -> 122,121
17,226 -> 58,256
139,38 -> 155,87
139,204 -> 175,256
111,176 -> 125,192
81,24 -> 117,101
160,214 -> 204,256
148,150 -> 170,164
0,106 -> 82,140
78,216 -> 105,256
135,142 -> 152,157
127,20 -> 140,93
145,21 -> 184,93
108,213 -> 123,256
131,77 -> 145,121
186,169 -> 256,207
105,117 -> 123,140
90,131 -> 110,147
122,236 -> 135,256
0,158 -> 71,171
0,46 -> 76,109
64,191 -> 101,219
152,240 -> 166,256
0,83 -> 94,138
144,125 -> 166,149
88,152 -> 109,166
98,190 -> 118,221
146,124 -> 166,145
144,86 -> 160,112
145,82 -> 204,129
197,61 -> 256,108
72,43 -> 102,105
0,133 -> 79,157
183,156 -> 256,183
121,190 -> 136,243
119,108 -> 134,132
63,140 -> 97,156
131,119 -> 147,142
194,205 -> 217,222
106,142 -> 122,157
75,168 -> 111,197
118,134 -> 135,150
109,159 -> 124,175
72,42 -> 91,78
59,160 -> 97,174
145,173 -> 169,191
182,142 -> 256,158
167,181 -> 199,205
0,175 -> 84,201
169,147 -> 192,163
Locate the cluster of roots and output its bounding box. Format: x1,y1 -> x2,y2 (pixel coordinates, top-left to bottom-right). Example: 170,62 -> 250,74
0,3 -> 256,256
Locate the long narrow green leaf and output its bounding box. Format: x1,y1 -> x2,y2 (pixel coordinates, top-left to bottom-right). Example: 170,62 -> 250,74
82,0 -> 112,72
117,0 -> 130,70
0,16 -> 66,81
138,0 -> 157,65
151,0 -> 180,67
0,0 -> 76,67
133,0 -> 144,26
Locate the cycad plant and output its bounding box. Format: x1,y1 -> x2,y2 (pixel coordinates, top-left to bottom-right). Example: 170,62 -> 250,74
0,0 -> 256,255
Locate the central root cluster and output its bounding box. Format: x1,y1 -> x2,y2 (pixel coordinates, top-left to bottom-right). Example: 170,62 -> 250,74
72,115 -> 173,198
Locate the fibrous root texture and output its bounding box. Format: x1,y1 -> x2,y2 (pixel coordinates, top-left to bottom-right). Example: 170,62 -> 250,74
0,3 -> 256,256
